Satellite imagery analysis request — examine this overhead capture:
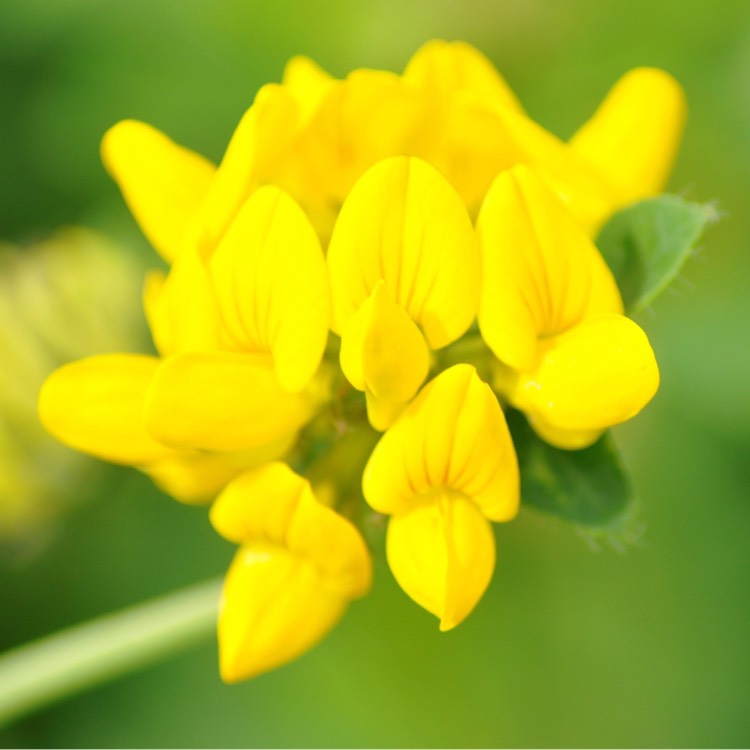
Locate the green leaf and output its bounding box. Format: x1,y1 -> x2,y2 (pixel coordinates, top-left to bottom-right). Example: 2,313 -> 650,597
507,410 -> 634,532
596,194 -> 717,314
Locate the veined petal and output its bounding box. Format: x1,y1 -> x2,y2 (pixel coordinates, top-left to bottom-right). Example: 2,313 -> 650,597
340,281 -> 430,407
328,156 -> 479,349
363,364 -> 519,522
478,165 -> 622,372
209,186 -> 329,392
509,314 -> 660,441
143,249 -> 222,357
101,120 -> 215,262
39,354 -> 172,464
569,68 -> 686,204
211,463 -> 372,682
403,39 -> 523,113
193,84 -> 300,255
218,544 -> 347,682
387,491 -> 495,631
144,352 -> 316,452
210,463 -> 372,596
282,55 -> 335,121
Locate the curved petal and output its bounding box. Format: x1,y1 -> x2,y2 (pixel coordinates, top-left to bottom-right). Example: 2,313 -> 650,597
510,314 -> 660,440
193,84 -> 300,255
569,68 -> 686,204
339,281 -> 430,430
209,186 -> 329,392
39,354 -> 171,465
144,352 -> 316,452
143,434 -> 295,505
404,39 -> 523,113
387,491 -> 495,630
143,249 -> 222,357
218,545 -> 346,682
363,364 -> 519,522
328,156 -> 479,349
478,165 -> 623,372
101,120 -> 215,262
210,463 -> 372,597
212,462 -> 372,681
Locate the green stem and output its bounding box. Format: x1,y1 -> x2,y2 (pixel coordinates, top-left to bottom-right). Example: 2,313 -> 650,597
0,577 -> 221,728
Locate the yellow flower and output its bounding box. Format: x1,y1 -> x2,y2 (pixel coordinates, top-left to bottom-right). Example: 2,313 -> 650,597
210,462 -> 371,682
38,41 -> 689,679
328,156 -> 479,429
477,165 -> 660,449
363,364 -> 519,629
40,184 -> 331,502
102,41 -> 684,264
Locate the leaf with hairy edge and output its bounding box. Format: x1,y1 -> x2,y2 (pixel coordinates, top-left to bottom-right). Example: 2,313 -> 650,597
597,195 -> 717,314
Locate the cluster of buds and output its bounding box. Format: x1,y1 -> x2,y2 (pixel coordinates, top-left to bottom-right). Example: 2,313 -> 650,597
39,41 -> 684,682
0,229 -> 142,553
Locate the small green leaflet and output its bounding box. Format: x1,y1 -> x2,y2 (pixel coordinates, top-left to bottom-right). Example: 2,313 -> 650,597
507,409 -> 634,532
597,194 -> 717,314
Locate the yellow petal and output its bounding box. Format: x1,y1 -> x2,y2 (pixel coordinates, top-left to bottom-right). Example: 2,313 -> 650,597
212,463 -> 372,681
443,96 -> 618,228
218,544 -> 347,682
298,70 -> 424,205
510,314 -> 660,438
387,491 -> 495,630
193,84 -> 299,255
144,249 -> 222,357
282,55 -> 335,121
143,434 -> 295,505
340,281 -> 430,403
403,39 -> 523,113
328,156 -> 479,348
39,354 -> 172,464
209,185 -> 329,392
524,416 -> 604,452
569,68 -> 686,204
101,120 -> 215,262
364,390 -> 408,432
210,463 -> 372,597
144,352 -> 316,452
363,364 -> 519,522
478,165 -> 622,372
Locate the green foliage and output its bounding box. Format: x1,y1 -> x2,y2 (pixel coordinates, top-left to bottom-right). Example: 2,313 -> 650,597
597,195 -> 716,314
507,410 -> 634,532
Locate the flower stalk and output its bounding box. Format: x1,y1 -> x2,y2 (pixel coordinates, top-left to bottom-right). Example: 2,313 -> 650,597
0,578 -> 221,728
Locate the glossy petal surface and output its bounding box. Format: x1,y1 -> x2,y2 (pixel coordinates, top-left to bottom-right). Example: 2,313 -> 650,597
39,354 -> 170,464
510,314 -> 660,439
144,352 -> 314,452
387,491 -> 495,630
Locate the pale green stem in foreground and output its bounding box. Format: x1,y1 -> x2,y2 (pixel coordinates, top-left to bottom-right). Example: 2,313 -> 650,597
0,578 -> 222,729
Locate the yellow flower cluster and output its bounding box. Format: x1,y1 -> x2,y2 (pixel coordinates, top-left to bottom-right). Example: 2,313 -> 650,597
39,41 -> 684,682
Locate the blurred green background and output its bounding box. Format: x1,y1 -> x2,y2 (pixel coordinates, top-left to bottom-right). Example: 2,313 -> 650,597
1,0 -> 749,746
